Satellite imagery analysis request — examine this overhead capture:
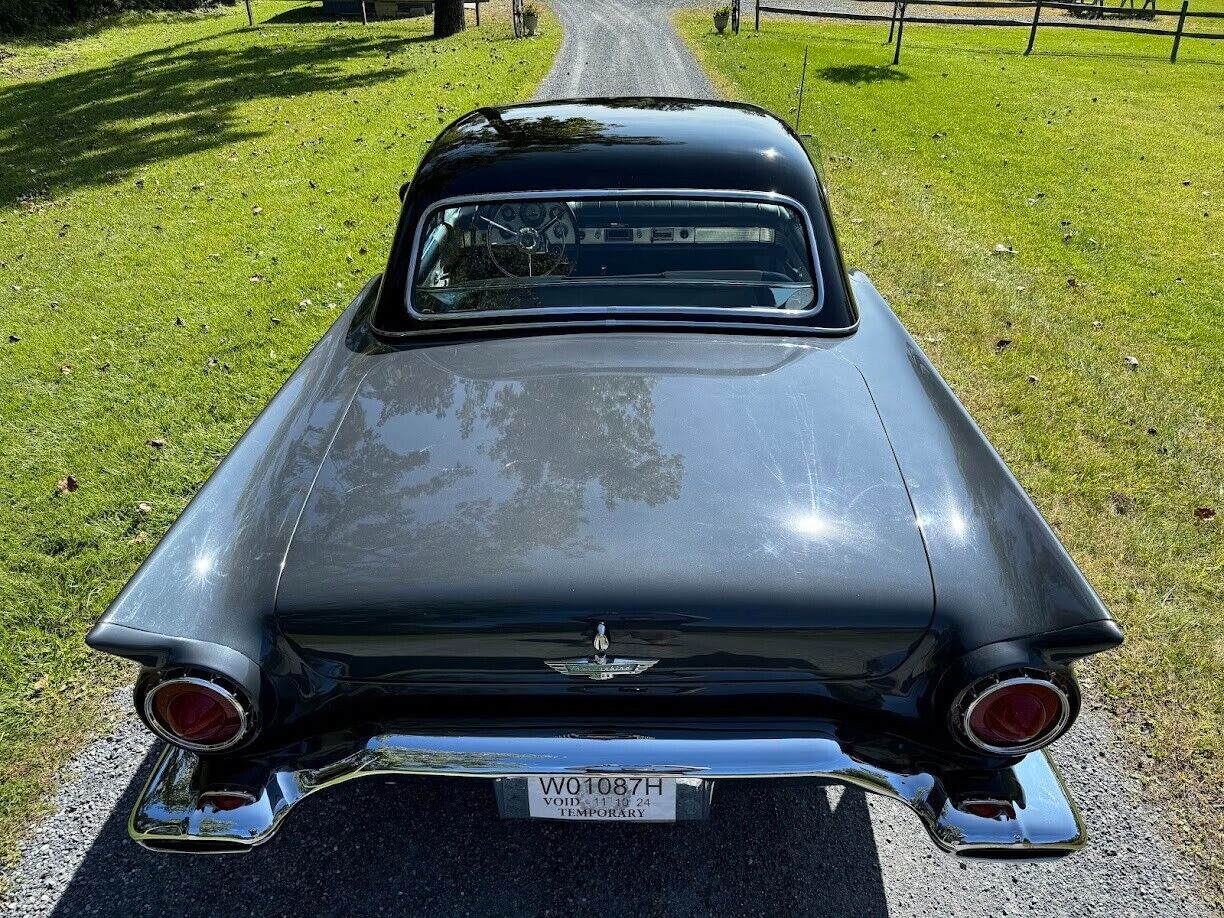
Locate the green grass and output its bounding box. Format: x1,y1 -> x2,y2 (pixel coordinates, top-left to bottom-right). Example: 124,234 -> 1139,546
679,14 -> 1222,893
0,0 -> 557,865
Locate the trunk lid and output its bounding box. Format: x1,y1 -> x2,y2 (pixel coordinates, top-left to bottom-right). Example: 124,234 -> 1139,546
276,333 -> 933,683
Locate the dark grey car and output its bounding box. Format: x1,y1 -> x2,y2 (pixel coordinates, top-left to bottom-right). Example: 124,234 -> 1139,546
87,98 -> 1122,857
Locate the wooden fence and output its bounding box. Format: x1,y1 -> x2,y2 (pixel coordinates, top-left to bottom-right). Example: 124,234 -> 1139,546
748,0 -> 1224,62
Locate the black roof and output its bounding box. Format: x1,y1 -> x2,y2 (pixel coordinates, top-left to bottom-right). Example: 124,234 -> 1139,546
372,99 -> 854,336
410,98 -> 821,203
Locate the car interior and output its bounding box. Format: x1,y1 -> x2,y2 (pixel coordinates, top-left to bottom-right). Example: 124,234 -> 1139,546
413,197 -> 820,315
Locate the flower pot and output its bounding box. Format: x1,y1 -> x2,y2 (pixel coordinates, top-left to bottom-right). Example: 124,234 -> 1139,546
523,10 -> 538,33
713,11 -> 729,32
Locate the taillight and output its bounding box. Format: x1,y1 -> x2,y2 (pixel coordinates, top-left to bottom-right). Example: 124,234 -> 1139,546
143,676 -> 249,752
956,674 -> 1070,754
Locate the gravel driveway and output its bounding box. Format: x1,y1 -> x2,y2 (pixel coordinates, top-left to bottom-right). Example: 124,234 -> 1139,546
536,0 -> 716,98
1,4 -> 1215,916
0,695 -> 1211,917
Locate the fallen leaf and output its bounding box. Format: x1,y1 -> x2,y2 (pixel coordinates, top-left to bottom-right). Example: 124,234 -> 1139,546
145,438 -> 166,449
56,475 -> 79,493
993,243 -> 1017,255
995,339 -> 1013,352
7,334 -> 19,343
1124,356 -> 1140,370
175,316 -> 185,327
1194,507 -> 1216,522
1027,375 -> 1039,384
252,205 -> 263,215
59,365 -> 71,375
137,501 -> 152,514
1109,492 -> 1135,515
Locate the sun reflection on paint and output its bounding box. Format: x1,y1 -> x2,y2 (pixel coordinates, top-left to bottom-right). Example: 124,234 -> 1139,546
189,552 -> 215,584
788,511 -> 838,539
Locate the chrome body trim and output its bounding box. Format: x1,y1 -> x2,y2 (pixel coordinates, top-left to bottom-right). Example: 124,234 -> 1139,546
142,676 -> 250,753
957,675 -> 1072,756
543,658 -> 660,680
129,732 -> 1087,858
404,189 -> 827,322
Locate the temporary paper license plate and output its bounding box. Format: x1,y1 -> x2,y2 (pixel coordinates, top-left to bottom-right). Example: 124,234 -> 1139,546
526,775 -> 677,822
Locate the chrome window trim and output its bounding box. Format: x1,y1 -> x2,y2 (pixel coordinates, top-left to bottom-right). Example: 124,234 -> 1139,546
404,189 -> 827,323
373,316 -> 859,340
143,675 -> 250,753
957,675 -> 1071,756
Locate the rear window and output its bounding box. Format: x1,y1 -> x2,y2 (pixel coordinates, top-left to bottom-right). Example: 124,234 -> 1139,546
411,196 -> 820,317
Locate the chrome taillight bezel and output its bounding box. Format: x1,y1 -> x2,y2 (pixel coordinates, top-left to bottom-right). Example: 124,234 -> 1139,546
142,673 -> 251,753
952,670 -> 1072,755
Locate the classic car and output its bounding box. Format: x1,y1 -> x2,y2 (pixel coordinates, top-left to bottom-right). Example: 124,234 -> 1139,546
87,98 -> 1123,857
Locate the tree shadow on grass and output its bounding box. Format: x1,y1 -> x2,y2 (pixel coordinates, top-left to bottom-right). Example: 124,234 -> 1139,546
816,64 -> 910,85
0,22 -> 436,205
262,5 -> 363,25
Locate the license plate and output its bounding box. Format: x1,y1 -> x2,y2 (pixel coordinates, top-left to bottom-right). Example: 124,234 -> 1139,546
526,775 -> 677,822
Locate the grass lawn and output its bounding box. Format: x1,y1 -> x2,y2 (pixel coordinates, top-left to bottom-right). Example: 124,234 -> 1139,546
0,0 -> 557,866
679,13 -> 1222,892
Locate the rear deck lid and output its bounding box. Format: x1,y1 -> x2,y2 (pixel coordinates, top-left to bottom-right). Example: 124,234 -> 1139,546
275,334 -> 934,683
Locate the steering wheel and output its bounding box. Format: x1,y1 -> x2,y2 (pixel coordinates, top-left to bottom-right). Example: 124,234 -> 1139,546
478,201 -> 577,278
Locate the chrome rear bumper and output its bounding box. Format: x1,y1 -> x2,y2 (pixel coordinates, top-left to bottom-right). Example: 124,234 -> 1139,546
130,732 -> 1087,858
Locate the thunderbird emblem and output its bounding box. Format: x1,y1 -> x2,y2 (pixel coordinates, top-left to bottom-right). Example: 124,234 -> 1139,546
545,622 -> 658,681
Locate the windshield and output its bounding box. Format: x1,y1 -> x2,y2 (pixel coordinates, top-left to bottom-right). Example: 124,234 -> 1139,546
411,196 -> 820,317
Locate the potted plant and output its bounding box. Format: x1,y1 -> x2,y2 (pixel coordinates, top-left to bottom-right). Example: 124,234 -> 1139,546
713,4 -> 730,32
523,2 -> 539,34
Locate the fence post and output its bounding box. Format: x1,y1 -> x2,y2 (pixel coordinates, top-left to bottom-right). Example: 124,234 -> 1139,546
360,0 -> 368,25
887,1 -> 899,43
475,0 -> 480,26
244,0 -> 253,26
892,1 -> 907,64
1170,0 -> 1188,61
795,45 -> 808,131
755,0 -> 760,30
1025,0 -> 1042,54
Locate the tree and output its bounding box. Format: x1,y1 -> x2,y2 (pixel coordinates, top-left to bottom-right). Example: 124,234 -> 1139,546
433,0 -> 465,37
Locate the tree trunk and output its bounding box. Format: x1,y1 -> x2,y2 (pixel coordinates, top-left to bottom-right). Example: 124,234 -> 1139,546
433,0 -> 465,36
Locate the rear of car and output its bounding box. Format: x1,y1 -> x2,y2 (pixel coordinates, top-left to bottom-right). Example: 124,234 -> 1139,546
87,100 -> 1121,858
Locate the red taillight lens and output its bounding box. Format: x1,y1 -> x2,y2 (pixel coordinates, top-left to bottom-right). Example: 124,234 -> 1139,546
962,678 -> 1069,753
146,678 -> 245,750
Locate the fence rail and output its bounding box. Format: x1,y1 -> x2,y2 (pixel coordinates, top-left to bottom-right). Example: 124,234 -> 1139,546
752,0 -> 1223,61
